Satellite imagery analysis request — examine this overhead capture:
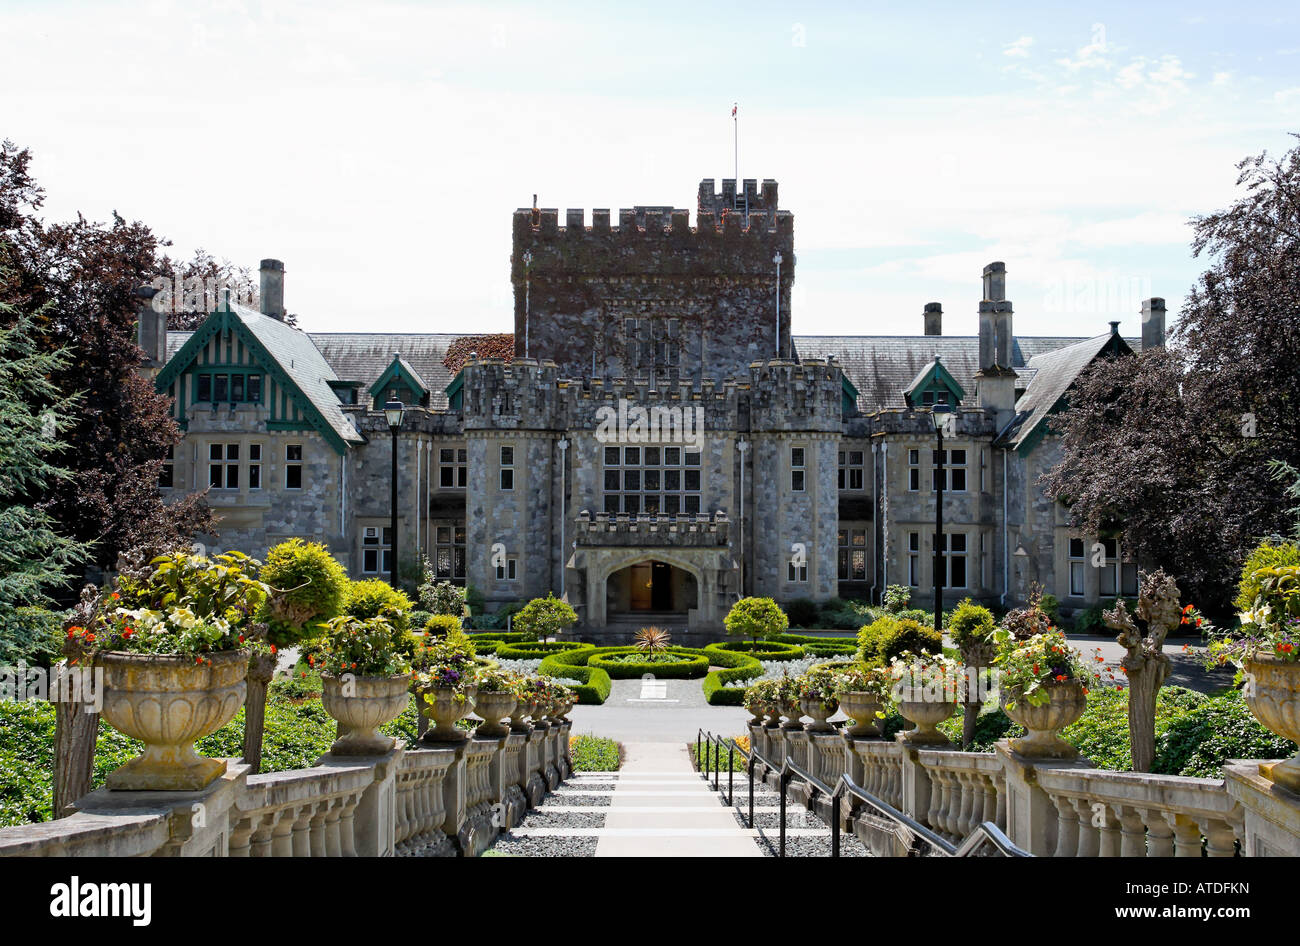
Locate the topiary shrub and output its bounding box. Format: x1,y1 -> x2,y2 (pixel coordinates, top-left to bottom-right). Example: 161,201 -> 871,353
857,615 -> 942,663
724,596 -> 789,646
495,640 -> 591,660
784,597 -> 820,629
586,647 -> 710,679
259,539 -> 350,646
947,598 -> 996,650
512,594 -> 575,642
896,608 -> 934,627
701,648 -> 764,705
344,579 -> 413,632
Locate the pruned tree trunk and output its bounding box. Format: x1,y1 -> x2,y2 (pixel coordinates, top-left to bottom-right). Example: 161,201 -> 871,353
53,661 -> 99,817
1105,569 -> 1179,773
241,652 -> 278,773
959,641 -> 995,749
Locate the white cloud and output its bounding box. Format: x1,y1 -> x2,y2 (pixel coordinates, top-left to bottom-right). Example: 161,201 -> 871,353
1003,36 -> 1034,58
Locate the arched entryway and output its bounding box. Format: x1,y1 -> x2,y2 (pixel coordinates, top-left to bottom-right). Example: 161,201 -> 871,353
606,560 -> 698,618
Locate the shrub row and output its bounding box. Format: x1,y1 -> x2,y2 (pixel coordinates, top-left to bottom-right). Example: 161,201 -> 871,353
700,647 -> 764,706
536,648 -> 612,704
770,633 -> 858,647
707,639 -> 805,661
495,640 -> 591,661
803,641 -> 858,657
586,647 -> 710,679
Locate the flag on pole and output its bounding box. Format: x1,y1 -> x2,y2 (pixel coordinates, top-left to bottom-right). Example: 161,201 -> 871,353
731,103 -> 737,117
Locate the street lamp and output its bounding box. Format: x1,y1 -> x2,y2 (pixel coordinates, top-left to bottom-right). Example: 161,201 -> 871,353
384,399 -> 405,590
773,252 -> 783,358
558,437 -> 569,598
931,403 -> 951,636
737,438 -> 749,597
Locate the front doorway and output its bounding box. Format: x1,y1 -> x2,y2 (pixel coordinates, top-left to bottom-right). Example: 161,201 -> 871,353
608,560 -> 697,617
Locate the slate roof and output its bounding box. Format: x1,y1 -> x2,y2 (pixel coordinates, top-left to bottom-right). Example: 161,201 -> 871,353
307,334 -> 462,410
164,306 -> 364,446
792,334 -> 1139,413
997,332 -> 1134,449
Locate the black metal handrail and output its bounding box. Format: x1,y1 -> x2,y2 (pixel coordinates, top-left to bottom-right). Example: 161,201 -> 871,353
697,729 -> 1030,858
694,728 -> 745,806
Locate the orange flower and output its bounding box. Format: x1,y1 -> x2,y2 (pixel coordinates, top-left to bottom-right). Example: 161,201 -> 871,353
1054,674 -> 1067,682
110,592 -> 120,600
270,645 -> 277,655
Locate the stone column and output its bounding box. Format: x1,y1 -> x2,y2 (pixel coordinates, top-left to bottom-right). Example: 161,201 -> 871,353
1224,762 -> 1300,856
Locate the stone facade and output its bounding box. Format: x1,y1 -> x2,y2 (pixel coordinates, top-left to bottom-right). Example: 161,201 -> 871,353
147,178 -> 1157,631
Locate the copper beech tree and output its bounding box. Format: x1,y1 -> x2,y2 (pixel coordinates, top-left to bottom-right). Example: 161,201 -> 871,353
1045,136 -> 1300,616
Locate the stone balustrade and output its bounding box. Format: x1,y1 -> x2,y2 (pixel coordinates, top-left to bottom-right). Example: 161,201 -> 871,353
0,721 -> 573,858
749,723 -> 1300,856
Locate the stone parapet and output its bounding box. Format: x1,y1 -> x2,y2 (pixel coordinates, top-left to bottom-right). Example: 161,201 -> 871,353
0,735 -> 576,858
752,727 -> 1294,857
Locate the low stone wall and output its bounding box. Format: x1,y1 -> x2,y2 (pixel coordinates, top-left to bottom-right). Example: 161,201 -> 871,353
0,722 -> 573,858
749,724 -> 1300,857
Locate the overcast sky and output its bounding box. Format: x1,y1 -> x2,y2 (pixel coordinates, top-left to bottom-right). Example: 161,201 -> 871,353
3,0 -> 1299,338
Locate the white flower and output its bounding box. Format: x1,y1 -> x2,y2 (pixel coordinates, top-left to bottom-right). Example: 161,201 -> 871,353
168,607 -> 199,630
1237,606 -> 1272,627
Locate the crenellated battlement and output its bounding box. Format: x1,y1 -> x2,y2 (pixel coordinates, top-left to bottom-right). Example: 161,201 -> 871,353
697,177 -> 779,216
747,358 -> 844,432
512,195 -> 792,280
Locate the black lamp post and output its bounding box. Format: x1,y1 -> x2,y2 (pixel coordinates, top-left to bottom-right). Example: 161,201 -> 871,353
931,403 -> 951,636
384,399 -> 405,590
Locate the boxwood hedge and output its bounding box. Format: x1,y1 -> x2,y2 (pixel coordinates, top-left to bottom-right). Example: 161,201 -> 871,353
495,640 -> 593,661
700,648 -> 764,706
536,648 -> 612,704
586,647 -> 710,678
707,639 -> 805,661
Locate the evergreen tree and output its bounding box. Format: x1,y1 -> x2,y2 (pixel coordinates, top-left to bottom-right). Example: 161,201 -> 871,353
0,303 -> 85,630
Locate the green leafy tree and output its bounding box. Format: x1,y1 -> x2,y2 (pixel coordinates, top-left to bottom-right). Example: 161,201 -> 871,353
0,306 -> 85,633
512,593 -> 577,643
947,598 -> 997,748
343,579 -> 413,632
724,596 -> 788,647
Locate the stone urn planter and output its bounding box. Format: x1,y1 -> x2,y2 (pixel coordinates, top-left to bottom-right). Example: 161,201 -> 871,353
778,698 -> 805,731
98,650 -> 248,791
551,695 -> 574,722
1000,680 -> 1087,759
321,673 -> 412,755
531,698 -> 552,729
473,690 -> 518,739
1244,656 -> 1300,792
800,696 -> 838,733
418,685 -> 478,743
744,699 -> 766,725
896,689 -> 956,746
509,698 -> 537,734
838,692 -> 884,738
763,703 -> 782,729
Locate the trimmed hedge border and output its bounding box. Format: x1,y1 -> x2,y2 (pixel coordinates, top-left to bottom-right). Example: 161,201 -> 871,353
467,631 -> 534,643
587,647 -> 710,679
700,647 -> 764,706
803,641 -> 858,657
537,647 -> 613,704
771,633 -> 859,646
707,640 -> 805,661
495,640 -> 592,661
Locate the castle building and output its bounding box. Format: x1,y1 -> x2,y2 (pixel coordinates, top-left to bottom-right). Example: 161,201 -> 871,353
139,178 -> 1158,631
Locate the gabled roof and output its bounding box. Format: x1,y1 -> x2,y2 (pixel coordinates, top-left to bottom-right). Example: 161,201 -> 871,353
998,331 -> 1134,453
308,333 -> 461,410
902,355 -> 966,408
792,334 -> 1140,413
367,353 -> 431,402
156,304 -> 364,451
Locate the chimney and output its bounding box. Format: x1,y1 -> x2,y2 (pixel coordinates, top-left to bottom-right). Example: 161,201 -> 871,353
978,262 -> 1013,370
977,262 -> 1017,426
1109,320 -> 1121,337
134,285 -> 165,375
259,259 -> 284,320
923,302 -> 942,336
1140,297 -> 1165,349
